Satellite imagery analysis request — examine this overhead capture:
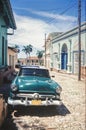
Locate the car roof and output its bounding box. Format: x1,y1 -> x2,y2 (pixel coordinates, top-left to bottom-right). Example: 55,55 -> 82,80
21,65 -> 47,70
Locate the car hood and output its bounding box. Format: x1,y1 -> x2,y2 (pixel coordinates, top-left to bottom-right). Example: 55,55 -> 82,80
14,76 -> 59,94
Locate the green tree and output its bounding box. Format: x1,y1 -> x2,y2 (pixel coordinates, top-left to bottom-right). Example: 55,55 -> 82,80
14,44 -> 20,53
36,50 -> 44,65
22,44 -> 33,64
13,44 -> 20,63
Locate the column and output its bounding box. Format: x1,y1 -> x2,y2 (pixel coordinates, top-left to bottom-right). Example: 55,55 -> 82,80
67,40 -> 72,73
57,43 -> 61,70
50,43 -> 53,69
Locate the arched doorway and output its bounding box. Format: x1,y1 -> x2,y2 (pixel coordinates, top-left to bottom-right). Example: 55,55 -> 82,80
61,44 -> 68,70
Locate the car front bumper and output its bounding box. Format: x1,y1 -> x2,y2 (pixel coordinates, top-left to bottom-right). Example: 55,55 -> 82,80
8,97 -> 62,106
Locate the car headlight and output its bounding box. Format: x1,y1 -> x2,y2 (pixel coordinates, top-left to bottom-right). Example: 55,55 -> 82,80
11,84 -> 18,92
56,86 -> 62,93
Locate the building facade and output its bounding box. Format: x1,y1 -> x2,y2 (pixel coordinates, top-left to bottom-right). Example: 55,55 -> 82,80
8,46 -> 18,69
46,22 -> 86,75
45,32 -> 62,69
19,56 -> 44,66
0,0 -> 16,85
0,0 -> 16,69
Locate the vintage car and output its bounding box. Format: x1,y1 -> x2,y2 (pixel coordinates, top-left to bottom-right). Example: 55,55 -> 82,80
8,66 -> 62,107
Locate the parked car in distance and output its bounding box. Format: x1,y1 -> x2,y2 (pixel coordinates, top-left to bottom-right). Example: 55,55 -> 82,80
8,66 -> 62,107
0,94 -> 7,127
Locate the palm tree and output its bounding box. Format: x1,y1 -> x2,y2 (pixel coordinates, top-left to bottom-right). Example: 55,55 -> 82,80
14,44 -> 20,53
36,50 -> 44,65
13,44 -> 20,64
22,44 -> 33,65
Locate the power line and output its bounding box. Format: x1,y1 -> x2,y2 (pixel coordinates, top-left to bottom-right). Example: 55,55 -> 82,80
34,1 -> 78,29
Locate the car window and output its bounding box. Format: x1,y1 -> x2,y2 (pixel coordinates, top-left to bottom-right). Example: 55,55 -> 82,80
19,68 -> 50,78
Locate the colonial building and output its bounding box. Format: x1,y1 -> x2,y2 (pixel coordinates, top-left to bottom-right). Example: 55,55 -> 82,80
0,0 -> 16,85
8,46 -> 18,69
27,56 -> 44,66
45,32 -> 62,69
46,22 -> 86,76
19,56 -> 44,66
0,0 -> 16,68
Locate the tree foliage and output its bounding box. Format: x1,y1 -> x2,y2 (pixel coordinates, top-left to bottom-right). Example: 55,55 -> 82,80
22,45 -> 32,55
36,50 -> 44,65
36,50 -> 44,59
22,44 -> 33,64
14,44 -> 20,53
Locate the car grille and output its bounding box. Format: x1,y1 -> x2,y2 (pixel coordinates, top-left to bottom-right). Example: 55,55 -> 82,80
12,93 -> 60,100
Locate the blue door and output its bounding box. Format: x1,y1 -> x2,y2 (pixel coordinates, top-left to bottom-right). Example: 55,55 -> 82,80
61,52 -> 68,69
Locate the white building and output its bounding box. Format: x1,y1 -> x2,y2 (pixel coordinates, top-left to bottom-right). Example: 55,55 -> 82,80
46,22 -> 86,75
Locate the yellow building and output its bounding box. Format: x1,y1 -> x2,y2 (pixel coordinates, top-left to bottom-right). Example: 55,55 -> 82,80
19,56 -> 44,66
8,46 -> 18,69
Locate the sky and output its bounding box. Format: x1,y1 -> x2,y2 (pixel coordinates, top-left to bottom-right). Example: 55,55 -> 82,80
8,0 -> 86,58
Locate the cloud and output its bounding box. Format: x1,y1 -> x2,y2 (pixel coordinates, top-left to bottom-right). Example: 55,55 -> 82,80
8,11 -> 77,57
8,13 -> 47,48
14,7 -> 77,22
30,10 -> 77,22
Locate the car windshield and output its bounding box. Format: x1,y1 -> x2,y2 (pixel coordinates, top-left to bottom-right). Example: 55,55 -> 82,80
19,68 -> 50,78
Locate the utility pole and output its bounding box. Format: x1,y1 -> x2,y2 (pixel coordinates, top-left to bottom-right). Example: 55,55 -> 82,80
78,0 -> 81,81
45,33 -> 47,67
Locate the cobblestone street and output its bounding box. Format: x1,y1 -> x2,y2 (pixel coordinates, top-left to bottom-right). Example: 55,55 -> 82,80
0,71 -> 86,130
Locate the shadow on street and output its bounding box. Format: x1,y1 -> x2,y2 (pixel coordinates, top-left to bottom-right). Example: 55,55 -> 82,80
0,116 -> 18,130
1,104 -> 70,130
0,83 -> 11,102
14,104 -> 70,117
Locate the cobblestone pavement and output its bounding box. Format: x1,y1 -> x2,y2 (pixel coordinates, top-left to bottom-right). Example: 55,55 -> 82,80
0,71 -> 86,130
